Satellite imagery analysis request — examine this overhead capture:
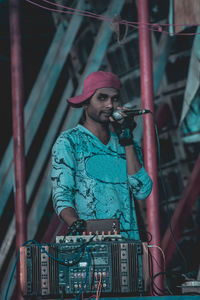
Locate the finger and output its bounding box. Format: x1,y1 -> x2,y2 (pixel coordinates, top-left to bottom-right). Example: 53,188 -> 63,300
122,107 -> 130,111
109,116 -> 115,122
109,116 -> 124,124
117,106 -> 131,111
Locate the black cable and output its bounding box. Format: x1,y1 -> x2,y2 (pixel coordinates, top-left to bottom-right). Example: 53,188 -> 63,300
58,234 -> 96,254
121,229 -> 152,243
149,111 -> 188,273
148,248 -> 165,296
148,245 -> 154,294
57,235 -> 96,267
147,240 -> 174,296
4,237 -> 95,300
152,271 -> 173,295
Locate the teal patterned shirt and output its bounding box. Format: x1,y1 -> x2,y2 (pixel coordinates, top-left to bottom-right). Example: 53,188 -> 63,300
51,125 -> 152,239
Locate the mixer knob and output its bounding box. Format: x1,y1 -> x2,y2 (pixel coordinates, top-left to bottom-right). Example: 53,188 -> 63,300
59,272 -> 64,279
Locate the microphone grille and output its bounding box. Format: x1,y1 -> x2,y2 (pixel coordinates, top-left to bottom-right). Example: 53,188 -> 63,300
112,110 -> 124,121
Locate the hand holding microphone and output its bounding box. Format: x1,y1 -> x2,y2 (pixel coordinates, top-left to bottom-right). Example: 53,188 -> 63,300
111,107 -> 150,146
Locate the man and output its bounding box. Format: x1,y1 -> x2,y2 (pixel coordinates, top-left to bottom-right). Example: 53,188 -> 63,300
51,71 -> 152,239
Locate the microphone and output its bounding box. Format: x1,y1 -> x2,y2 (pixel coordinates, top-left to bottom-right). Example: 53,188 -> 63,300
112,108 -> 150,121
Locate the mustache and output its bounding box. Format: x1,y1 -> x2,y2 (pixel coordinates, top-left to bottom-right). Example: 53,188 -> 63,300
101,109 -> 113,113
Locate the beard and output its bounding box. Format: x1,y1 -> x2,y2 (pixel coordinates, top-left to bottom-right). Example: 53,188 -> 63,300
87,110 -> 112,124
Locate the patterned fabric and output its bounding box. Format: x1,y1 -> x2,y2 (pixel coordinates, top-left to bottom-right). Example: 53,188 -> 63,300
51,125 -> 152,239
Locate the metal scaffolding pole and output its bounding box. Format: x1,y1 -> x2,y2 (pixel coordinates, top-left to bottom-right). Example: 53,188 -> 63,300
162,154 -> 200,267
9,0 -> 26,298
137,0 -> 163,294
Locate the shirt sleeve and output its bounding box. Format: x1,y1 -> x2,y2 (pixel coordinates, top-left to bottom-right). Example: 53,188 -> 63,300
51,135 -> 76,216
127,140 -> 153,200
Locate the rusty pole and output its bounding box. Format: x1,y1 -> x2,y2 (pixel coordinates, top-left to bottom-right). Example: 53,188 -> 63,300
9,0 -> 26,298
137,0 -> 163,294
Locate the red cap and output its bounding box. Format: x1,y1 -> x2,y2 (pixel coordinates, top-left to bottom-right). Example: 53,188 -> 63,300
67,71 -> 122,107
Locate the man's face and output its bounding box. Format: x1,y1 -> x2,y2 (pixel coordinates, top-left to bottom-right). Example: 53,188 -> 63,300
84,87 -> 120,124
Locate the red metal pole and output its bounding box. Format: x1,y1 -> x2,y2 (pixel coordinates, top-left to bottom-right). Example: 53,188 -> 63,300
9,0 -> 26,298
162,154 -> 200,267
137,0 -> 163,294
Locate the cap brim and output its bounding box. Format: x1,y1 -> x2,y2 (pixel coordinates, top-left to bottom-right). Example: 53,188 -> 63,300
67,90 -> 95,107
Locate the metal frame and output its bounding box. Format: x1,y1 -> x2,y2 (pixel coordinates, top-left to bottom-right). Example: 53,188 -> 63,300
137,0 -> 163,294
162,154 -> 200,267
0,1 -> 85,219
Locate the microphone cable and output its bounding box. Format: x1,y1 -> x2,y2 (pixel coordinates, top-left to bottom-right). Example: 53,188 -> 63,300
148,110 -> 188,273
111,108 -> 188,273
112,107 -> 187,271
